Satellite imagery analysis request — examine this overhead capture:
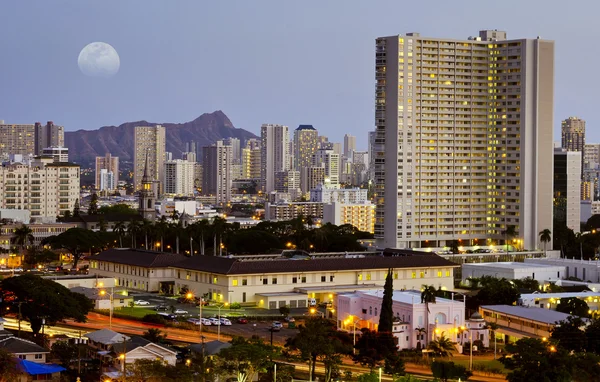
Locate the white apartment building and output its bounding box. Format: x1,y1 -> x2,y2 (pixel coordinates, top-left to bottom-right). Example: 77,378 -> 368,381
202,141 -> 232,204
275,170 -> 301,200
241,147 -> 261,179
323,202 -> 376,233
293,125 -> 319,171
42,146 -> 68,162
89,248 -> 458,308
266,201 -> 324,221
164,159 -> 195,197
310,183 -> 368,204
585,143 -> 600,170
525,257 -> 600,282
99,169 -> 115,191
95,153 -> 119,190
133,125 -> 166,192
554,149 -> 581,232
261,124 -> 289,193
312,149 -> 340,185
0,157 -> 79,217
461,262 -> 565,285
157,199 -> 197,218
337,290 -> 479,350
375,30 -> 554,250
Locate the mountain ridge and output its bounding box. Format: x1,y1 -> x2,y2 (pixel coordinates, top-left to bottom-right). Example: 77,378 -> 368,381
64,110 -> 258,165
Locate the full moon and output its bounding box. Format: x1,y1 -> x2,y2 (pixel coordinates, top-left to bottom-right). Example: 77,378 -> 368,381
77,42 -> 120,78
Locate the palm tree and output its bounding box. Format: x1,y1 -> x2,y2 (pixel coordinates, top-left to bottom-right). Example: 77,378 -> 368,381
421,285 -> 437,346
501,225 -> 517,254
140,219 -> 153,250
466,276 -> 481,289
415,327 -> 427,349
539,229 -> 551,254
127,219 -> 141,249
113,221 -> 126,248
486,321 -> 500,359
13,224 -> 34,266
155,216 -> 169,251
211,217 -> 227,256
427,332 -> 454,357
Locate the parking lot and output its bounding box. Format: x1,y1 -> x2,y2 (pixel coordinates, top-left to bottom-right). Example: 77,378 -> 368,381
127,291 -> 309,343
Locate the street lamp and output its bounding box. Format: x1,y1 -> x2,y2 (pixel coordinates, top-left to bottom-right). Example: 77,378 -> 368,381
216,302 -> 229,341
99,288 -> 115,329
344,316 -> 359,354
459,326 -> 474,371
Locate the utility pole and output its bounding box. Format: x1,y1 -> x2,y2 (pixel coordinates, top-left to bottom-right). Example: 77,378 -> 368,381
77,330 -> 82,376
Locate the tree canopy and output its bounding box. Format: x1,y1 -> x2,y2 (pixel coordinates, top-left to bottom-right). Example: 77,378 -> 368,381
42,227 -> 102,269
555,297 -> 590,318
0,274 -> 94,334
378,269 -> 394,333
216,336 -> 276,382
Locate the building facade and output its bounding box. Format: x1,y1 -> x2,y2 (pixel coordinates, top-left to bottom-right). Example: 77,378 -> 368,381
561,116 -> 586,173
275,170 -> 301,200
323,202 -> 376,233
584,143 -> 600,170
293,125 -> 319,171
202,141 -> 232,204
343,134 -> 356,159
260,124 -> 289,193
0,158 -> 79,217
35,121 -> 64,156
42,146 -> 69,163
266,202 -> 324,221
375,30 -> 555,250
310,183 -> 368,204
133,125 -> 166,192
241,147 -> 261,179
164,159 -> 195,197
554,148 -> 581,232
95,153 -> 119,191
312,149 -> 340,185
300,167 -> 325,195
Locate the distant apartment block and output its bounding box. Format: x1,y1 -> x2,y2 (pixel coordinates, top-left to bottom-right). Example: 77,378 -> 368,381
275,170 -> 301,200
0,157 -> 80,217
584,143 -> 600,170
241,147 -> 261,179
554,149 -> 581,232
561,116 -> 585,173
0,121 -> 63,157
312,148 -> 340,185
323,202 -> 376,233
266,201 -> 324,221
293,125 -> 319,171
202,141 -> 232,205
310,183 -> 368,204
95,153 -> 119,191
300,166 -> 325,195
164,159 -> 195,197
133,125 -> 166,192
35,121 -> 64,156
343,134 -> 356,159
375,30 -> 554,250
260,124 -> 289,193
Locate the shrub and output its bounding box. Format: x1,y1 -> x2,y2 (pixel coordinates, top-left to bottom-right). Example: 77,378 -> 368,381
142,314 -> 167,325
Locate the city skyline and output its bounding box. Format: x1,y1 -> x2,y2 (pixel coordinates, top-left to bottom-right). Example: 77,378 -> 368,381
1,1 -> 599,146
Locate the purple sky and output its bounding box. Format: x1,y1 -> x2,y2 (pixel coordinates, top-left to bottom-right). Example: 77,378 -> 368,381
0,0 -> 596,149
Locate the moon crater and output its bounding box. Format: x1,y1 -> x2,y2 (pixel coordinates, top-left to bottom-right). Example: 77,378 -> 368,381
78,42 -> 120,78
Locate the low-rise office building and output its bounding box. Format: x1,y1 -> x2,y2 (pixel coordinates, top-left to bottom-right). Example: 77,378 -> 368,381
525,257 -> 600,282
89,248 -> 458,308
462,262 -> 565,285
518,291 -> 600,312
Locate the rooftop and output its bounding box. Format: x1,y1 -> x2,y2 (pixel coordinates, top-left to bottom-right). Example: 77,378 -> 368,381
91,249 -> 187,268
519,291 -> 600,300
85,329 -> 130,345
296,124 -> 316,131
361,289 -> 463,305
0,337 -> 49,354
463,262 -> 564,270
480,305 -> 588,324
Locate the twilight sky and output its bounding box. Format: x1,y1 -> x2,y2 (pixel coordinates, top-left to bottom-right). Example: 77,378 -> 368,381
0,0 -> 597,149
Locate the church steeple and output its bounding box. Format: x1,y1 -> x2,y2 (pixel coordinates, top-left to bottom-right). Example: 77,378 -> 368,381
139,149 -> 156,221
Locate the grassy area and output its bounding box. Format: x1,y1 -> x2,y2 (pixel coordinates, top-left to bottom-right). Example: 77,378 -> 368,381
452,359 -> 507,375
112,307 -> 156,318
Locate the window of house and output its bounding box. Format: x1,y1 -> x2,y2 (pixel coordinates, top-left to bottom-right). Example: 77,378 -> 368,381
301,276 -> 307,283
330,275 -> 334,282
321,276 -> 326,282
292,277 -> 298,284
369,306 -> 373,315
263,279 -> 268,285
437,271 -> 442,277
242,279 -> 248,286
366,273 -> 372,281
419,271 -> 425,278
394,272 -> 399,279
18,355 -> 25,359
411,272 -> 417,279
213,276 -> 218,284
445,270 -> 450,277
272,278 -> 278,284
358,273 -> 363,281
35,354 -> 43,359
232,279 -> 238,286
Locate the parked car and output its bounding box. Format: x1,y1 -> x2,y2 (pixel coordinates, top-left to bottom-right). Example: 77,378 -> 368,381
200,318 -> 212,326
270,321 -> 283,331
237,317 -> 248,324
209,318 -> 221,325
154,305 -> 169,312
187,318 -> 201,325
284,316 -> 295,323
220,318 -> 232,326
174,309 -> 188,315
134,300 -> 150,306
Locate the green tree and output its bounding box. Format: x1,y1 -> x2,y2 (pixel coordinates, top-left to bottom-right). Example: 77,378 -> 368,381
113,221 -> 127,248
356,372 -> 379,382
427,333 -> 454,358
474,277 -> 520,307
512,277 -> 540,291
501,337 -> 573,382
556,297 -> 589,318
73,198 -> 80,217
550,316 -> 587,353
13,224 -> 34,256
0,274 -> 93,334
539,229 -> 552,252
98,203 -> 139,215
127,219 -> 142,249
585,317 -> 600,353
50,340 -> 79,368
486,321 -> 500,359
430,361 -> 472,382
143,328 -> 167,343
42,227 -> 101,269
0,348 -> 22,382
279,305 -> 290,317
502,225 -> 517,252
378,268 -> 394,333
216,337 -> 276,382
353,329 -> 398,371
88,193 -> 99,215
286,318 -> 353,381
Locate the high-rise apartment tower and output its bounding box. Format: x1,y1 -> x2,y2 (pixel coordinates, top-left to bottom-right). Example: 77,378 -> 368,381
133,125 -> 166,193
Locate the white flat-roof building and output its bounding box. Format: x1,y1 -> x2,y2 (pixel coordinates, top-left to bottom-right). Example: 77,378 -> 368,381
336,289 -> 485,350
518,291 -> 600,312
461,262 -> 565,285
525,258 -> 600,282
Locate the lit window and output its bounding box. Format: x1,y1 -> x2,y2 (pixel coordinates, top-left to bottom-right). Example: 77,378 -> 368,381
232,279 -> 238,286
420,272 -> 425,278
366,273 -> 372,281
213,277 -> 218,284
411,272 -> 417,279
358,274 -> 363,281
445,271 -> 451,277
437,271 -> 442,278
